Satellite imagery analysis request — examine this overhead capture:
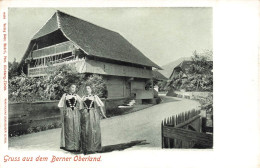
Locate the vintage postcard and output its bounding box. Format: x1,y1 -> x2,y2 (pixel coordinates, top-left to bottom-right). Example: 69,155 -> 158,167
0,1 -> 259,168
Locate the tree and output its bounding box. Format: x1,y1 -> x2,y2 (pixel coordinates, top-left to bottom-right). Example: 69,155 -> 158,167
157,80 -> 168,91
188,50 -> 213,75
170,50 -> 213,92
83,74 -> 106,97
8,58 -> 20,78
188,50 -> 213,91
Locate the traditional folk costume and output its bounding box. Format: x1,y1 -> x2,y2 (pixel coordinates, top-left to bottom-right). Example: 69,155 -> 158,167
80,95 -> 104,153
58,93 -> 82,151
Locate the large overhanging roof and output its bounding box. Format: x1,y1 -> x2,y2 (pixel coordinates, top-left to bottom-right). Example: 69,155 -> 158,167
21,11 -> 162,70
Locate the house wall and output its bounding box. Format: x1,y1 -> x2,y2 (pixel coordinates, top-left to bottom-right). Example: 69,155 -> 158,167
105,76 -> 130,98
103,77 -> 153,99
77,76 -> 130,99
134,90 -> 154,99
131,81 -> 145,90
76,59 -> 154,99
130,80 -> 154,99
76,58 -> 152,79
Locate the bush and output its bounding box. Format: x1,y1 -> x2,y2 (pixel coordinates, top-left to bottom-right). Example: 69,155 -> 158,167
35,126 -> 42,132
8,65 -> 106,102
156,97 -> 162,104
84,74 -> 106,97
198,93 -> 213,114
53,121 -> 61,128
48,124 -> 55,129
27,127 -> 34,134
41,125 -> 48,131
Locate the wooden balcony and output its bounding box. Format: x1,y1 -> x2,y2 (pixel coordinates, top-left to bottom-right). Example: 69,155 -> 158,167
28,58 -> 83,77
28,57 -> 153,79
31,41 -> 74,59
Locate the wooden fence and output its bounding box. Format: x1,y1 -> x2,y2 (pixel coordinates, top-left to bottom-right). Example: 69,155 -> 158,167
161,109 -> 213,149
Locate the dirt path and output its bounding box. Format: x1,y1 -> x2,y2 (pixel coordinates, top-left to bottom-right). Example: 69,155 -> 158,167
9,96 -> 200,152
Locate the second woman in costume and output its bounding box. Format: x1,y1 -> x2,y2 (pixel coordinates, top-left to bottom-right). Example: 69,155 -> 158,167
80,85 -> 107,154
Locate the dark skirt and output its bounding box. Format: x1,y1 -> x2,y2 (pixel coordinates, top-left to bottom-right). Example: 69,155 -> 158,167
61,107 -> 81,151
80,108 -> 102,152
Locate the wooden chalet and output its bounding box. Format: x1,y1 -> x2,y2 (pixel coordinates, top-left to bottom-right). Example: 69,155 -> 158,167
168,60 -> 213,81
168,61 -> 193,81
20,11 -> 162,100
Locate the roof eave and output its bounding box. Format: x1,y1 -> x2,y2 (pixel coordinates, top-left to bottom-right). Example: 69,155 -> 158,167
156,66 -> 163,70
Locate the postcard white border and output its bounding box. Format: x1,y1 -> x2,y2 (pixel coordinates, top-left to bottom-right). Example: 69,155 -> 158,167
0,1 -> 259,168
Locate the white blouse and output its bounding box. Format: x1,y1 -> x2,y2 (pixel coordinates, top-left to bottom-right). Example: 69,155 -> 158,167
81,95 -> 104,107
58,93 -> 82,108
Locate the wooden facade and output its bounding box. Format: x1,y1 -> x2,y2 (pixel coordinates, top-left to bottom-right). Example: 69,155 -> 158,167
26,44 -> 154,99
28,57 -> 153,79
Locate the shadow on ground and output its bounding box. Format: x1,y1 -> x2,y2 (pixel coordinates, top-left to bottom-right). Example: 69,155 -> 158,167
63,140 -> 149,155
100,140 -> 149,153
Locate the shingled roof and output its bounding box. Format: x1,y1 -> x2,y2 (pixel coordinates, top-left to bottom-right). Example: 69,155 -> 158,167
21,10 -> 161,69
168,60 -> 213,80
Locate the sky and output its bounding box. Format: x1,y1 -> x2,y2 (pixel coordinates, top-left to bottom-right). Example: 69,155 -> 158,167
8,8 -> 212,67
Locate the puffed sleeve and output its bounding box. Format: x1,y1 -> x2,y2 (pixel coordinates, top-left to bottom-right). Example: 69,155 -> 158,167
58,93 -> 66,108
94,95 -> 104,107
76,94 -> 83,110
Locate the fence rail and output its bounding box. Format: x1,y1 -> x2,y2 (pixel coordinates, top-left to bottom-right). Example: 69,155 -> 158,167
161,109 -> 213,149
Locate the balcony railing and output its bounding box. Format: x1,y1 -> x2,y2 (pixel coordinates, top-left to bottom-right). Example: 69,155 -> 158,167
32,41 -> 74,58
28,58 -> 85,77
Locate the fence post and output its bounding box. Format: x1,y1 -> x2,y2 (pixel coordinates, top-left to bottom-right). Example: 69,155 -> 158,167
161,121 -> 164,148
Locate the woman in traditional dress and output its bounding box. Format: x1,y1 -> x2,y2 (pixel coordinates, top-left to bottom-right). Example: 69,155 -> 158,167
58,84 -> 82,151
80,85 -> 107,154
